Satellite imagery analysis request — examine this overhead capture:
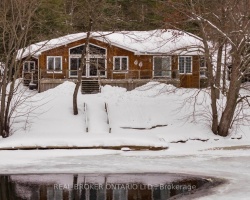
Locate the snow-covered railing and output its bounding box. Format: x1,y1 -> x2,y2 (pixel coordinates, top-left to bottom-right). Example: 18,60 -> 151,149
105,102 -> 111,133
84,103 -> 88,132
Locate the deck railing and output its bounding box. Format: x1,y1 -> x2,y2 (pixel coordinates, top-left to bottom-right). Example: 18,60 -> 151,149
98,69 -> 179,80
24,69 -> 180,82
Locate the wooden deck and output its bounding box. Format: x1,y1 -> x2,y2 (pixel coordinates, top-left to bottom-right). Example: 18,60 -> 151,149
39,78 -> 77,92
100,78 -> 180,91
35,69 -> 181,92
38,77 -> 180,93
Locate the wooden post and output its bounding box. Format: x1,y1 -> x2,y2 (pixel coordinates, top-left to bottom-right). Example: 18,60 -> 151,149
38,69 -> 42,93
105,102 -> 111,133
84,103 -> 88,132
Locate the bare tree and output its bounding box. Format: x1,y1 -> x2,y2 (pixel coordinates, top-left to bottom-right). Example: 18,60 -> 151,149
0,0 -> 41,137
165,0 -> 250,136
71,0 -> 122,115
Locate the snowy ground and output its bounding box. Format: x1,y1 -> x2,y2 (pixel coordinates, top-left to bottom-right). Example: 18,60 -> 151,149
0,146 -> 250,200
0,81 -> 250,199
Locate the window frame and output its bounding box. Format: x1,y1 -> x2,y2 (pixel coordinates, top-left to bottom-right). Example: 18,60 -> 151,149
113,56 -> 129,73
199,56 -> 207,78
46,56 -> 62,73
23,61 -> 35,73
178,56 -> 193,74
153,56 -> 172,77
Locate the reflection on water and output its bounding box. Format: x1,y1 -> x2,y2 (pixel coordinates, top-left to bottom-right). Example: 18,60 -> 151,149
0,173 -> 210,200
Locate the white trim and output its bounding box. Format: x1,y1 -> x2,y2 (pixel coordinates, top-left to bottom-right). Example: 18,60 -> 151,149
46,56 -> 63,73
113,56 -> 129,73
178,56 -> 193,74
152,56 -> 172,78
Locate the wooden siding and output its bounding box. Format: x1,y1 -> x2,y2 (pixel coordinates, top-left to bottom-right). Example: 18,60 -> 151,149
39,79 -> 77,93
179,55 -> 200,88
31,37 -> 202,89
39,38 -> 154,80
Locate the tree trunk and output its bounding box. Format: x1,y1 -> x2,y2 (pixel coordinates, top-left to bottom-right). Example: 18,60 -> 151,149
218,86 -> 240,136
217,54 -> 241,136
0,64 -> 8,137
73,74 -> 82,115
215,40 -> 224,99
72,18 -> 93,115
199,23 -> 219,134
222,44 -> 227,94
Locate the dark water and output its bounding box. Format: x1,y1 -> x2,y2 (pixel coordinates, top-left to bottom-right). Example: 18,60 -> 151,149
0,173 -> 211,200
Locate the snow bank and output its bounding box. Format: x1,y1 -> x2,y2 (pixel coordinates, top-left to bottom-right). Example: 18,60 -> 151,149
0,81 -> 249,150
101,85 -> 127,94
131,82 -> 177,97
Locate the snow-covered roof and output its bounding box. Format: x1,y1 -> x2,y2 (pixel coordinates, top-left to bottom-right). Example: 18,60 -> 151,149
17,29 -> 204,60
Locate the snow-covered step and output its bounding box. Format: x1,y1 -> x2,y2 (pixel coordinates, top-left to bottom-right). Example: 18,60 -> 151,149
86,101 -> 109,133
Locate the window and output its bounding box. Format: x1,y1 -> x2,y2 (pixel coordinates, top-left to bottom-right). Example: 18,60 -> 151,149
70,44 -> 106,55
69,44 -> 106,77
179,56 -> 192,74
200,57 -> 207,78
114,57 -> 128,71
47,56 -> 62,72
153,56 -> 171,77
23,61 -> 35,72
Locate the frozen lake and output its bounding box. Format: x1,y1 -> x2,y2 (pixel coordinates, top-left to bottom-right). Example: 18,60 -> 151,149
0,145 -> 250,199
0,173 -> 218,200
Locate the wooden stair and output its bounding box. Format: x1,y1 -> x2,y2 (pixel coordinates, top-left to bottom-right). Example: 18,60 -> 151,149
81,80 -> 100,94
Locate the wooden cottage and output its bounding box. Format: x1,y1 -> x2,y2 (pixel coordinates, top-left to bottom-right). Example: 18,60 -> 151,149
17,29 -> 206,93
